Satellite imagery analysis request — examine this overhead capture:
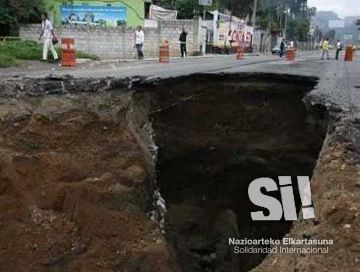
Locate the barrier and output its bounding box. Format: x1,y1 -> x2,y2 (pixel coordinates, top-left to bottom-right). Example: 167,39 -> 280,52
159,40 -> 170,63
286,48 -> 296,61
236,46 -> 244,60
61,38 -> 76,67
344,46 -> 353,62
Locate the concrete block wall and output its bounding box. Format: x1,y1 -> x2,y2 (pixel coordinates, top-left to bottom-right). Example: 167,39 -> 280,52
253,30 -> 272,54
158,20 -> 199,57
19,20 -> 200,60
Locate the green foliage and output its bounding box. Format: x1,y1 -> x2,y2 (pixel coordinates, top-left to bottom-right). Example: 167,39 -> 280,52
175,0 -> 196,19
76,51 -> 100,61
0,0 -> 44,36
0,53 -> 17,67
256,7 -> 273,30
220,0 -> 254,17
0,40 -> 100,67
0,40 -> 43,59
286,17 -> 310,41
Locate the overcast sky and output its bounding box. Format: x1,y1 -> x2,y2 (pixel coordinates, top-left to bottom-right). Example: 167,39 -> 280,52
308,0 -> 360,18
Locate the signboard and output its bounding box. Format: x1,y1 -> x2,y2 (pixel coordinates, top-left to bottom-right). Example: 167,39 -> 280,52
329,20 -> 345,28
199,0 -> 213,6
60,5 -> 126,27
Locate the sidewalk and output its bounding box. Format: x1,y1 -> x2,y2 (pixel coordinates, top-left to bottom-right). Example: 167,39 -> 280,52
96,52 -> 261,64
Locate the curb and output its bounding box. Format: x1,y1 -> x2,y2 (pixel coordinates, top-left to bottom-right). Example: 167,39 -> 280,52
98,53 -> 261,64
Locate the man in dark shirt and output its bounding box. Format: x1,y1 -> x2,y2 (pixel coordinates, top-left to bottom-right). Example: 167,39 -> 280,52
179,28 -> 188,58
279,39 -> 285,57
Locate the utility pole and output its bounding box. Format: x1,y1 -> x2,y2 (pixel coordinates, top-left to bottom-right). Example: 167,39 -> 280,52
251,0 -> 258,26
227,0 -> 234,53
230,0 -> 234,27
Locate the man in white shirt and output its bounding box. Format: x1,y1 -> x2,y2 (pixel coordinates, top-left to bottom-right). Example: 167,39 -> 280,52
134,26 -> 145,60
39,13 -> 58,62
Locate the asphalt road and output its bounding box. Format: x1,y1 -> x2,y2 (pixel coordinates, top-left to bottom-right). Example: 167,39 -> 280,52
1,51 -> 359,113
0,51 -> 321,79
53,51 -> 323,78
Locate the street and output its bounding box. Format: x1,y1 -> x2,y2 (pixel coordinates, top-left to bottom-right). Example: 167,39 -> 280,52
1,50 -> 359,112
0,50 -> 360,272
0,51 -> 323,78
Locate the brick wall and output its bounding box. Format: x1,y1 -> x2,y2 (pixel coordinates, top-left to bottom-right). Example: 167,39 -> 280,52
19,20 -> 200,59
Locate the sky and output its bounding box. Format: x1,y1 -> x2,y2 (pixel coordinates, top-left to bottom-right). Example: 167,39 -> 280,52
308,0 -> 360,18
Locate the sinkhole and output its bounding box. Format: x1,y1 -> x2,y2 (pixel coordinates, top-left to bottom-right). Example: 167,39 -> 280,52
135,74 -> 328,272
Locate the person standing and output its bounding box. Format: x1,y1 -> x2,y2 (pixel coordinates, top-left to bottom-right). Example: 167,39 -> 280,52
335,40 -> 342,60
321,38 -> 330,60
39,13 -> 58,62
134,26 -> 145,60
279,39 -> 285,57
179,28 -> 188,58
289,40 -> 295,49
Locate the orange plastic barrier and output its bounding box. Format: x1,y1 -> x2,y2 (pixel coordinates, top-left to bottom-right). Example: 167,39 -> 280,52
61,38 -> 76,67
286,48 -> 296,61
344,46 -> 353,62
236,46 -> 244,60
159,41 -> 169,63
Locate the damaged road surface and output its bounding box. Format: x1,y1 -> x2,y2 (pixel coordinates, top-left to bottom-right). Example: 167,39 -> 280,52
134,74 -> 328,272
0,70 -> 359,272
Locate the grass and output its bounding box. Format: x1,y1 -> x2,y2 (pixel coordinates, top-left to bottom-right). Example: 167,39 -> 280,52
0,40 -> 43,60
0,54 -> 17,67
0,39 -> 100,67
75,50 -> 100,60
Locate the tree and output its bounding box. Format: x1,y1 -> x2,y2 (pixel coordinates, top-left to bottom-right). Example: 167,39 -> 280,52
217,0 -> 255,18
175,0 -> 197,19
0,0 -> 44,36
286,17 -> 310,41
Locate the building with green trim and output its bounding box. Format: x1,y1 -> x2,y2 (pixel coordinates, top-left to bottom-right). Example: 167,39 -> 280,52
44,0 -> 145,27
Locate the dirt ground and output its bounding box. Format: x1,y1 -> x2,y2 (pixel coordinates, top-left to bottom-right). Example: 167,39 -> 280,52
252,116 -> 360,272
0,82 -> 179,272
0,75 -> 359,272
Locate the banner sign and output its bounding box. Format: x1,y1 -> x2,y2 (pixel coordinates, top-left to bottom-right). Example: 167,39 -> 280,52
60,5 -> 127,27
199,0 -> 213,6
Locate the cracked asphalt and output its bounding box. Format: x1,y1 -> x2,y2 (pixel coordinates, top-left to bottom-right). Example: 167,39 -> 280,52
0,50 -> 360,272
1,50 -> 359,113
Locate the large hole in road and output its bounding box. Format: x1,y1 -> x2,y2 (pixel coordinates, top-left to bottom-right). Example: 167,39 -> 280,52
135,74 -> 328,272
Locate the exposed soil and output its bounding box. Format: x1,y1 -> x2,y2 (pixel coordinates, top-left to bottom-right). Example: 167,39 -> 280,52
0,74 -> 359,272
252,115 -> 360,272
0,80 -> 179,272
134,75 -> 328,272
